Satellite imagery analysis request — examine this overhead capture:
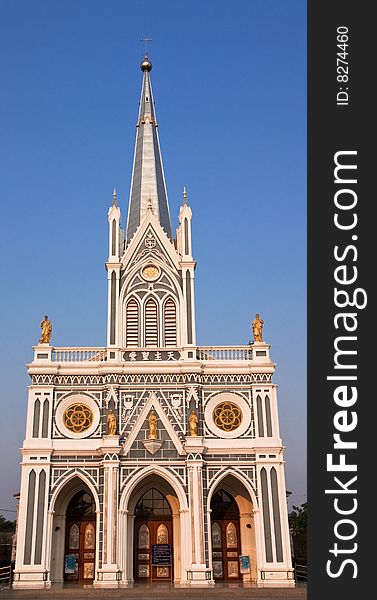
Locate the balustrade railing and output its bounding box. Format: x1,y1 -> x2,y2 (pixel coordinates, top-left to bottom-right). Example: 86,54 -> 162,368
197,346 -> 253,361
49,345 -> 253,363
52,348 -> 107,362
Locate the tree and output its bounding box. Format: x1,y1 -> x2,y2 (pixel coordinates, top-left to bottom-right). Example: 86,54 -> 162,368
289,502 -> 307,565
0,515 -> 16,533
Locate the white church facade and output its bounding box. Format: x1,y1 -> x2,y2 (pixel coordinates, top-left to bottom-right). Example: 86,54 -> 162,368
13,55 -> 294,589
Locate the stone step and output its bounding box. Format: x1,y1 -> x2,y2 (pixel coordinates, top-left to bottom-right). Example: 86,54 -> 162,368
0,583 -> 307,600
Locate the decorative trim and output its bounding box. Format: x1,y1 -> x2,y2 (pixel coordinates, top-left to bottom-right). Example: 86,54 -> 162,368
31,372 -> 273,386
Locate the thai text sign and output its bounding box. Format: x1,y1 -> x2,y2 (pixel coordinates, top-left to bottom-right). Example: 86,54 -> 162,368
151,544 -> 171,565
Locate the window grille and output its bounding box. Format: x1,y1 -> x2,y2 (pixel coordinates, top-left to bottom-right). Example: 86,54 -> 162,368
126,298 -> 139,346
145,298 -> 158,346
164,298 -> 177,346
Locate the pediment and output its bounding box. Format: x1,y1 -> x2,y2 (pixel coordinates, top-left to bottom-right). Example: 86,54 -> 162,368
122,392 -> 185,456
121,211 -> 180,273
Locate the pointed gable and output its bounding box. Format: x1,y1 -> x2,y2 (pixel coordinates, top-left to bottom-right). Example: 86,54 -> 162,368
123,392 -> 184,458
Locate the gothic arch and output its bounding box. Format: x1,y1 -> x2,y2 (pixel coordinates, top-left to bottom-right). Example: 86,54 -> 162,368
120,464 -> 188,512
47,474 -> 100,584
207,468 -> 258,511
118,465 -> 189,585
49,471 -> 100,515
206,469 -> 262,583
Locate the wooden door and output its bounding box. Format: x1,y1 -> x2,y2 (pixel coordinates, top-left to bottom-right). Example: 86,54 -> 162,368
211,519 -> 241,580
134,520 -> 173,582
64,520 -> 96,583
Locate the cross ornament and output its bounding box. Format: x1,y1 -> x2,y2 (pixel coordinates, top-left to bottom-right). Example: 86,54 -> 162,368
140,34 -> 152,55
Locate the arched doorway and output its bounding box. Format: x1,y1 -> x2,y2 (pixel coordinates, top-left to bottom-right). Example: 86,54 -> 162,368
210,489 -> 242,581
134,487 -> 172,582
64,490 -> 96,584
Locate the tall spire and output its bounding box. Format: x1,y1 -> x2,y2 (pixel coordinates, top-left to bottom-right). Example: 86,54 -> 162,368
126,55 -> 172,244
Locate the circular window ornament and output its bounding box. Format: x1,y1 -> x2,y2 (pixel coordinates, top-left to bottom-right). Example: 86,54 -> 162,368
64,403 -> 93,433
142,264 -> 160,281
204,393 -> 251,438
55,395 -> 100,439
213,401 -> 242,432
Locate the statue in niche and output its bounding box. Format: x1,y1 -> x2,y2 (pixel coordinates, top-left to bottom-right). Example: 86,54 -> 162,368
39,315 -> 52,344
189,410 -> 198,436
107,409 -> 117,435
252,313 -> 264,342
148,410 -> 157,439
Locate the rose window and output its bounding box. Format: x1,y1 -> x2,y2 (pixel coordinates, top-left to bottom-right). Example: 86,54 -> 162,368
213,402 -> 242,432
141,265 -> 160,281
64,403 -> 93,433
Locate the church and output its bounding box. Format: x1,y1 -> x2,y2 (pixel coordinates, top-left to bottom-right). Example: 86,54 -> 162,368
13,54 -> 294,589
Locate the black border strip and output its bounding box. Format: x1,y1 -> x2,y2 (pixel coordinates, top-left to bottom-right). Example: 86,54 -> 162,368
308,1 -> 372,597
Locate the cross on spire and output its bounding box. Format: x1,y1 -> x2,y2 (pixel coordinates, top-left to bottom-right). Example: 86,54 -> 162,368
140,34 -> 152,56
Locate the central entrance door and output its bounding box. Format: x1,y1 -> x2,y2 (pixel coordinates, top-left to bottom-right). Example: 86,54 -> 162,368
211,489 -> 241,580
134,488 -> 173,582
64,489 -> 96,584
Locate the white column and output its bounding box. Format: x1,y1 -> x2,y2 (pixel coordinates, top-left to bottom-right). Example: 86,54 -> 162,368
186,457 -> 211,586
239,512 -> 254,583
256,463 -> 295,588
126,514 -> 135,584
172,512 -> 181,584
13,466 -> 49,589
95,441 -> 121,588
118,509 -> 130,586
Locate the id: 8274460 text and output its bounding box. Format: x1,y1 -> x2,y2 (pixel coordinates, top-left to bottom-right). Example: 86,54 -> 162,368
336,26 -> 349,106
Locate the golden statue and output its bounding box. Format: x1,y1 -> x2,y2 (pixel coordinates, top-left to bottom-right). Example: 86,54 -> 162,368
39,315 -> 52,344
148,410 -> 157,439
107,409 -> 117,435
189,410 -> 198,436
252,313 -> 264,342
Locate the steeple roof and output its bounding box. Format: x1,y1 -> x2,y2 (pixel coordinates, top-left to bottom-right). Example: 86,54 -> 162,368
125,56 -> 172,244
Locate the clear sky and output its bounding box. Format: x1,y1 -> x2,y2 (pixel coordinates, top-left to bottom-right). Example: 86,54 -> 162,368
0,0 -> 306,515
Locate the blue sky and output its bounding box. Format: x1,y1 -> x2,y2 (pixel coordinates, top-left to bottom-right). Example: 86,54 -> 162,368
0,0 -> 306,515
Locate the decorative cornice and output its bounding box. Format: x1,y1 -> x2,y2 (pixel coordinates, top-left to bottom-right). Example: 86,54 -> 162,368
31,371 -> 272,386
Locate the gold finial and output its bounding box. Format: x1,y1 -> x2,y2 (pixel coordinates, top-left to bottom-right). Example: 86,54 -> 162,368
39,315 -> 52,344
252,313 -> 264,342
112,188 -> 117,206
183,186 -> 188,205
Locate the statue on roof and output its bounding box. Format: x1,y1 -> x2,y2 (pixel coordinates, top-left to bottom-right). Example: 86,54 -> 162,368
39,315 -> 52,344
252,313 -> 264,342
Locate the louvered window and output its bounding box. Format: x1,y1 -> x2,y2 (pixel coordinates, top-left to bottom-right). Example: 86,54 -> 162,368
145,298 -> 158,346
126,299 -> 139,347
164,298 -> 177,347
